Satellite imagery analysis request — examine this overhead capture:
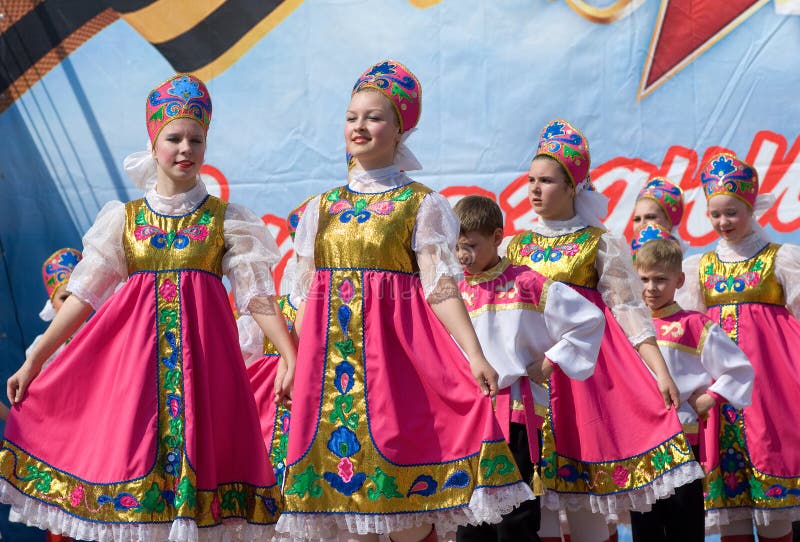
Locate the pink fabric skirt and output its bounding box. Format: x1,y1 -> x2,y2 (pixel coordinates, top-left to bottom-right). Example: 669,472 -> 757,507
0,271 -> 278,539
540,287 -> 701,517
701,302 -> 800,525
279,268 -> 532,537
247,354 -> 291,486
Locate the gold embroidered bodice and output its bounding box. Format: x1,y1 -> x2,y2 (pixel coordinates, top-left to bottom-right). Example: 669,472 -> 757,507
123,196 -> 227,276
506,227 -> 604,288
699,243 -> 785,307
314,183 -> 431,272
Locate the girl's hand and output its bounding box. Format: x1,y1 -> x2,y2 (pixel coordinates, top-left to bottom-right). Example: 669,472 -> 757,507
7,361 -> 40,406
527,357 -> 554,384
688,391 -> 716,420
656,373 -> 680,410
469,354 -> 498,397
274,359 -> 294,408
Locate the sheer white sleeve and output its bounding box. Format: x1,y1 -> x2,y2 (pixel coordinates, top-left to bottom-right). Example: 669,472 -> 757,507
775,244 -> 800,318
289,195 -> 321,302
223,203 -> 280,315
413,192 -> 463,297
596,232 -> 656,346
237,315 -> 265,367
67,201 -> 127,309
701,323 -> 754,409
675,253 -> 706,312
542,281 -> 605,380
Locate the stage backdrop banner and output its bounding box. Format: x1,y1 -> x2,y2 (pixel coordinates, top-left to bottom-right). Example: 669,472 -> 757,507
1,0 -> 799,385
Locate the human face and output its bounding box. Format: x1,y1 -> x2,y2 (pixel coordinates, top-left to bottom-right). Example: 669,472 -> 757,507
345,90 -> 401,170
638,264 -> 684,311
152,118 -> 206,189
527,157 -> 576,220
51,285 -> 71,311
456,229 -> 503,275
632,198 -> 670,235
707,195 -> 754,243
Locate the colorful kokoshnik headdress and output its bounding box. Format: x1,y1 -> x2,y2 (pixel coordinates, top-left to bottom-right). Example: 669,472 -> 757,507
536,119 -> 591,188
146,73 -> 212,147
352,60 -> 421,133
534,119 -> 608,228
700,152 -> 758,209
42,248 -> 82,301
638,177 -> 684,228
125,74 -> 212,190
630,222 -> 677,261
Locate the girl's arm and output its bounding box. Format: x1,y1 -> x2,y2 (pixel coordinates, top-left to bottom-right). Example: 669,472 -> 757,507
426,276 -> 498,397
249,297 -> 297,406
674,253 -> 706,312
223,203 -> 299,404
595,233 -> 679,408
636,338 -> 680,409
775,243 -> 800,319
8,295 -> 92,405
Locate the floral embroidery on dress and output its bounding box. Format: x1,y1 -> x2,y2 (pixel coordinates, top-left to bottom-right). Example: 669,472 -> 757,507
134,208 -> 213,249
327,187 -> 413,224
519,231 -> 589,263
703,259 -> 763,293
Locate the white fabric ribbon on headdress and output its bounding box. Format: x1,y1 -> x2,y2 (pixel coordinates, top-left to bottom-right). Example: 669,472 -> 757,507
39,299 -> 56,322
395,128 -> 422,172
574,176 -> 610,229
751,193 -> 776,242
123,144 -> 158,191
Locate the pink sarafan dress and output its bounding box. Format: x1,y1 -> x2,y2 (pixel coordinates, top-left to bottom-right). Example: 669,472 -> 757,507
239,294 -> 298,489
0,182 -> 281,541
681,233 -> 800,527
505,216 -> 703,519
276,169 -> 533,540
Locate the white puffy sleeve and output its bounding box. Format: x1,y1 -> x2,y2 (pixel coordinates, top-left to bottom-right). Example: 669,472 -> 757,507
775,243 -> 800,318
542,280 -> 605,380
675,253 -> 706,313
595,232 -> 656,346
412,192 -> 464,297
700,322 -> 754,409
289,194 -> 321,302
236,315 -> 265,367
67,201 -> 127,309
223,203 -> 280,315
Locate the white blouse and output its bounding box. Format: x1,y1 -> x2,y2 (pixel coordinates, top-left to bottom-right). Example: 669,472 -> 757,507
502,215 -> 656,346
291,165 -> 463,301
677,232 -> 800,317
67,180 -> 280,315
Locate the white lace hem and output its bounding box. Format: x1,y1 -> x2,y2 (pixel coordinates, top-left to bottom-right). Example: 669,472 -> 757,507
0,480 -> 275,542
274,481 -> 534,541
541,460 -> 704,521
705,504 -> 800,528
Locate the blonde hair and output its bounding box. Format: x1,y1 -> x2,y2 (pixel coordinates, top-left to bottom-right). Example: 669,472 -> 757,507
453,195 -> 503,236
634,239 -> 683,273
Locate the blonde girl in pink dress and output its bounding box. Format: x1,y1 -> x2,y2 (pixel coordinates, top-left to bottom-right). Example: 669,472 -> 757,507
0,74 -> 296,542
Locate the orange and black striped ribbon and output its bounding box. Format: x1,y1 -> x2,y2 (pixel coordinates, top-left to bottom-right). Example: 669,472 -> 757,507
0,0 -> 302,113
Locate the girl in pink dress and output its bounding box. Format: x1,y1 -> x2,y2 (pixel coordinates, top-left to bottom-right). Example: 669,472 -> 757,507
679,152 -> 800,542
504,119 -> 704,542
275,60 -> 533,542
0,74 -> 296,542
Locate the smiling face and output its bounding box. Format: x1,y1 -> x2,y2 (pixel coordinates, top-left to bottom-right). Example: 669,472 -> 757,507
707,194 -> 754,243
152,117 -> 206,188
344,90 -> 401,171
632,198 -> 671,235
527,156 -> 576,220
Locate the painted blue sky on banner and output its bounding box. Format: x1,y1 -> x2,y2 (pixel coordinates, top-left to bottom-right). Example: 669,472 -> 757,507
1,0 -> 799,372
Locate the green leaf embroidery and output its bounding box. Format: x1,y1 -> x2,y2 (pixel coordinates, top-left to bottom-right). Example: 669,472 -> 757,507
327,189 -> 341,202
367,467 -> 403,501
286,465 -> 323,498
